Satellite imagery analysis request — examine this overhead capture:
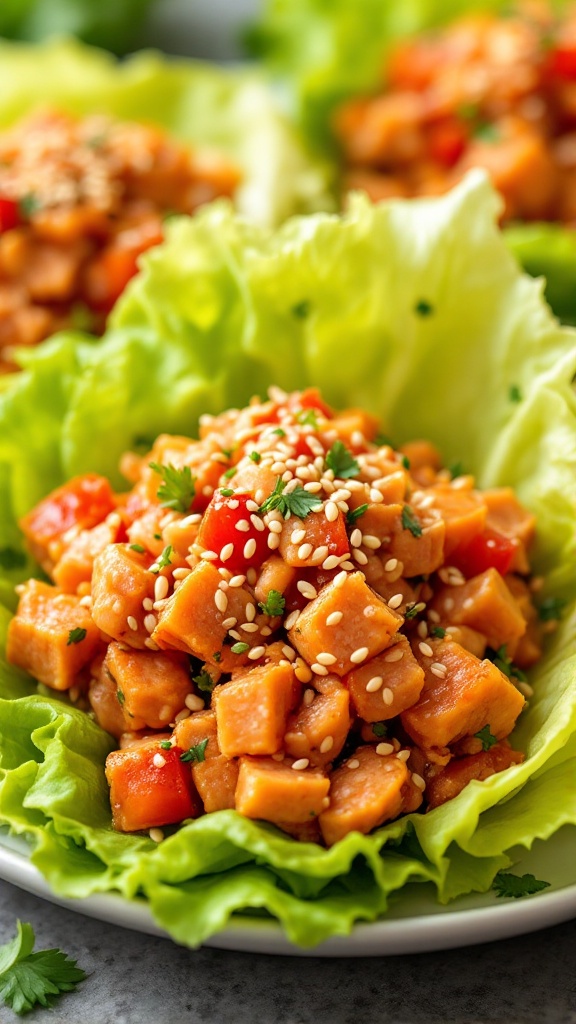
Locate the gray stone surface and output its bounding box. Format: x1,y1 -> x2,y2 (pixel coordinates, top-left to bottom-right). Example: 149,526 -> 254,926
0,880 -> 575,1024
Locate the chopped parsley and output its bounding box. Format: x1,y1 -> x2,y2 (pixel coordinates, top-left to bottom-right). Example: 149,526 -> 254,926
259,477 -> 323,519
223,467 -> 237,480
220,488 -> 235,497
401,505 -> 423,538
325,440 -> 360,480
404,603 -> 420,620
374,432 -> 393,447
430,625 -> 446,639
149,461 -> 196,513
129,543 -> 146,554
258,590 -> 286,617
0,547 -> 27,571
474,725 -> 498,751
296,408 -> 318,428
492,872 -> 550,899
0,920 -> 86,1016
193,669 -> 216,695
538,596 -> 565,623
180,739 -> 209,764
159,740 -> 172,750
18,192 -> 41,218
346,503 -> 369,526
372,722 -> 388,738
509,384 -> 523,403
116,689 -> 125,706
213,651 -> 222,663
291,299 -> 311,319
151,545 -> 173,574
272,428 -> 286,437
448,461 -> 465,479
414,299 -> 433,317
474,121 -> 500,143
66,627 -> 87,646
488,644 -> 527,683
231,642 -> 250,654
401,455 -> 410,470
249,451 -> 262,463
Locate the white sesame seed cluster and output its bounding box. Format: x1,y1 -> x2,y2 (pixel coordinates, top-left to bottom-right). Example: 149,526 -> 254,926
8,387 -> 545,846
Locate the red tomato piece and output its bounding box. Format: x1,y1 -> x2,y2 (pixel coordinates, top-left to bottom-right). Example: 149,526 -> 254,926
428,118 -> 469,168
546,45 -> 576,81
106,743 -> 199,831
0,197 -> 20,233
288,388 -> 334,420
20,474 -> 117,550
196,491 -> 269,572
451,528 -> 517,578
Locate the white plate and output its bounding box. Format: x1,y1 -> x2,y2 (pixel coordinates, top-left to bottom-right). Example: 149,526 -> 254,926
1,826 -> 575,957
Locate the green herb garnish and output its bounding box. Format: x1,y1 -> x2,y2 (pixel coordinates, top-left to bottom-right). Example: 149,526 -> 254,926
325,440 -> 360,479
220,488 -> 235,497
414,299 -> 433,317
223,467 -> 237,480
291,299 -> 311,319
66,627 -> 87,646
151,545 -> 173,573
116,690 -> 125,706
129,544 -> 146,554
401,505 -> 423,538
159,740 -> 172,750
0,547 -> 26,571
258,590 -> 286,616
231,642 -> 250,654
372,722 -> 388,738
509,384 -> 523,403
149,461 -> 196,513
297,408 -> 318,428
18,193 -> 41,218
474,725 -> 498,751
249,451 -> 262,463
193,669 -> 216,695
492,872 -> 550,899
538,596 -> 565,622
259,478 -> 323,519
430,625 -> 446,639
0,920 -> 86,1016
180,739 -> 209,764
346,504 -> 369,526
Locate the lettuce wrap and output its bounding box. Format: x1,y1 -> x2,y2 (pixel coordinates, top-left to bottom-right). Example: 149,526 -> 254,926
1,174 -> 576,948
247,0 -> 576,321
0,0 -> 155,54
0,36 -> 330,228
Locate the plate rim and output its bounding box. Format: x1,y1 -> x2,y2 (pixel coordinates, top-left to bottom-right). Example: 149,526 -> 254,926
1,833 -> 575,957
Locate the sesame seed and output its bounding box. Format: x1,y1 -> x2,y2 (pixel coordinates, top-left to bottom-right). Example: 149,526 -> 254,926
321,796 -> 331,809
362,534 -> 381,550
384,558 -> 398,572
518,681 -> 534,698
376,742 -> 394,756
370,488 -> 384,503
235,519 -> 250,532
79,595 -> 92,608
350,529 -> 362,548
154,576 -> 169,601
382,687 -> 394,706
127,615 -> 138,631
180,513 -> 202,527
303,688 -> 315,706
268,534 -> 280,550
271,752 -> 285,762
326,611 -> 343,626
241,622 -> 259,633
248,645 -> 266,660
250,514 -> 265,532
419,642 -> 434,657
244,602 -> 256,622
325,501 -> 339,522
271,461 -> 286,474
173,567 -> 192,580
428,609 -> 440,623
311,545 -> 329,563
284,610 -> 300,630
298,542 -> 313,560
153,753 -> 166,768
143,597 -> 154,611
366,676 -> 383,693
304,481 -> 323,493
144,638 -> 161,651
320,736 -> 334,754
384,648 -> 404,663
412,773 -> 426,791
222,616 -> 237,629
297,580 -> 318,600
397,749 -> 410,762
353,549 -> 368,565
149,828 -> 164,843
268,520 -> 283,534
322,554 -> 341,570
144,613 -> 157,634
229,574 -> 246,587
282,645 -> 296,661
291,758 -> 310,771
339,560 -> 355,571
347,759 -> 360,769
388,593 -> 404,610
174,710 -> 191,725
186,693 -> 205,711
228,630 -> 241,640
261,626 -> 273,636
220,542 -> 235,561
317,652 -> 337,666
444,597 -> 455,611
246,567 -> 257,586
311,663 -> 329,676
201,550 -> 218,561
430,662 -> 447,678
417,621 -> 428,638
334,570 -> 348,586
228,500 -> 240,510
215,590 -> 228,613
243,538 -> 257,559
246,500 -> 259,512
350,646 -> 369,664
255,488 -> 266,504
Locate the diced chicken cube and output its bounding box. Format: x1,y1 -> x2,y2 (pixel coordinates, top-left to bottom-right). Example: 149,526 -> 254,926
214,660 -> 300,757
235,756 -> 330,824
344,634 -> 425,721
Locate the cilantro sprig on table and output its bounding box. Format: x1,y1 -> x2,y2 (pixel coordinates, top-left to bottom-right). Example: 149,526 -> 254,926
0,921 -> 86,1016
149,462 -> 196,513
259,478 -> 323,519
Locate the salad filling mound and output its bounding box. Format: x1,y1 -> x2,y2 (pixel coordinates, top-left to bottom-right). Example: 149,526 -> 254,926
334,4 -> 576,221
0,109 -> 239,370
7,386 -> 543,848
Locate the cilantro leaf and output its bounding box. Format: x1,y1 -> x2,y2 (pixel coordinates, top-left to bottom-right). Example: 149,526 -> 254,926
180,739 -> 209,763
193,669 -> 216,695
492,872 -> 551,899
474,725 -> 498,751
220,488 -> 235,497
488,644 -> 527,683
0,920 -> 85,1016
372,722 -> 388,738
538,596 -> 566,623
66,627 -> 87,646
0,547 -> 27,571
401,505 -> 423,538
223,467 -> 237,479
296,408 -> 318,428
258,590 -> 286,617
159,740 -> 172,750
449,461 -> 465,479
346,504 -> 368,526
151,545 -> 173,574
325,440 -> 360,480
430,625 -> 446,638
259,478 -> 323,519
149,461 -> 196,513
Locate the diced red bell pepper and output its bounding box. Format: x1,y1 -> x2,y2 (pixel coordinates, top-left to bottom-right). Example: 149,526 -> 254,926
545,44 -> 576,82
106,742 -> 199,832
196,491 -> 269,572
451,527 -> 517,578
387,40 -> 440,91
428,118 -> 469,168
0,197 -> 20,233
20,474 -> 117,550
288,387 -> 334,420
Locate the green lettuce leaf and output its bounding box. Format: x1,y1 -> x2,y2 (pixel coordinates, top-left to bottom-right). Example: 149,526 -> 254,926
0,36 -> 330,228
1,174 -> 576,948
0,0 -> 155,54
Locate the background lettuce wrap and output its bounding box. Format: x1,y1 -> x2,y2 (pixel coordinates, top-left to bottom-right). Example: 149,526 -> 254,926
0,36 -> 330,229
247,0 -> 576,322
0,174 -> 576,947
